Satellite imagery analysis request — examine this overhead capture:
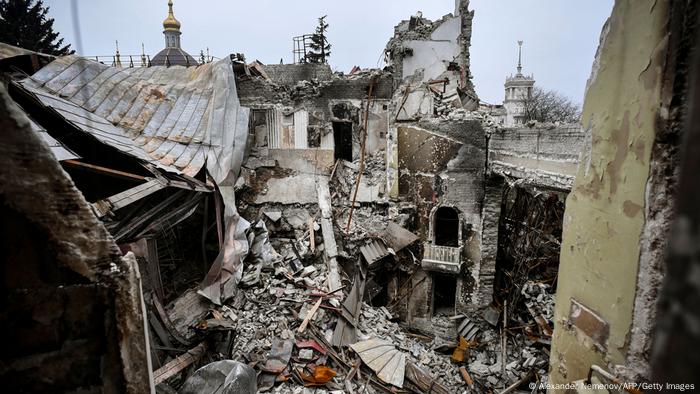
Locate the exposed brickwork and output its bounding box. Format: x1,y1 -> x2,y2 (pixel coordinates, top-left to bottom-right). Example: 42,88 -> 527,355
261,63 -> 333,86
477,175 -> 504,307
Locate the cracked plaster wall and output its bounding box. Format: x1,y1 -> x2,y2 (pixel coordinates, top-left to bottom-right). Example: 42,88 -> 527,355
549,0 -> 682,385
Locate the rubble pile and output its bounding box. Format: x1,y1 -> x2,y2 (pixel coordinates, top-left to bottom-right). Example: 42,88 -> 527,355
357,305 -> 465,391
152,247 -> 471,393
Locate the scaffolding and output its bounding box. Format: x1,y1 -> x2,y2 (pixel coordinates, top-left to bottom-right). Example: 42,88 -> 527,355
293,34 -> 313,64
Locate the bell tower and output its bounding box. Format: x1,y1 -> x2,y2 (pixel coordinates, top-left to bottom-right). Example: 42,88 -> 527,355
162,0 -> 182,49
504,41 -> 535,126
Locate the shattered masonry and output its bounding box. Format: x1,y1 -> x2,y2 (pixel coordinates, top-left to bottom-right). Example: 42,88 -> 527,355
0,0 -> 697,392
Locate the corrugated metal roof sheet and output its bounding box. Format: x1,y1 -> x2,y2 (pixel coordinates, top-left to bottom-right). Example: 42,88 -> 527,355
360,238 -> 392,266
18,55 -> 249,183
351,338 -> 406,387
29,118 -> 80,161
0,42 -> 47,60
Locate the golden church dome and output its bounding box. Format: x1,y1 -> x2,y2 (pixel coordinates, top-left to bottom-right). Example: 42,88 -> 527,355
162,0 -> 181,31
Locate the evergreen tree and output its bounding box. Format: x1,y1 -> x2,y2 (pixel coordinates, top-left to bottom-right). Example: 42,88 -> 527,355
305,15 -> 330,64
0,0 -> 73,55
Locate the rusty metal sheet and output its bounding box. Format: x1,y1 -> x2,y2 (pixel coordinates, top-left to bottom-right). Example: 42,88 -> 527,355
19,55 -> 248,183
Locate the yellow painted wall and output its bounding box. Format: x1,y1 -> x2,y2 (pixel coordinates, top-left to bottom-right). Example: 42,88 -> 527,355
550,0 -> 669,385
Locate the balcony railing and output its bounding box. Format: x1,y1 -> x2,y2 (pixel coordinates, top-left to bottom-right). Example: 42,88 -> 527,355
422,243 -> 462,274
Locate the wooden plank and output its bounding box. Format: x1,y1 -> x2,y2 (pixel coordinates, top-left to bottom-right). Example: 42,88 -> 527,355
404,361 -> 450,394
459,366 -> 474,388
145,238 -> 164,301
93,179 -> 167,217
153,342 -> 206,385
168,179 -> 212,192
152,296 -> 191,346
133,193 -> 202,239
308,217 -> 315,252
111,180 -> 166,207
113,190 -> 186,241
148,310 -> 173,349
298,297 -> 322,333
62,159 -> 146,181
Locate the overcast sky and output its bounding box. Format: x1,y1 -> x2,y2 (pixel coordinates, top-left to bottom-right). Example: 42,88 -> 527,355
45,0 -> 613,105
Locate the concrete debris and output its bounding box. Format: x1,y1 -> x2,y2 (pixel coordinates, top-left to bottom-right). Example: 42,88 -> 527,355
0,1 -> 599,392
264,211 -> 283,222
180,361 -> 257,394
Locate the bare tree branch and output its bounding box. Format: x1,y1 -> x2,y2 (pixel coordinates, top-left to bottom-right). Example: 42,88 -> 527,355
523,87 -> 581,124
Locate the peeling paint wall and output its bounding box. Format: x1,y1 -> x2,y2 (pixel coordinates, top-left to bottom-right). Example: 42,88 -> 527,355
550,0 -> 681,384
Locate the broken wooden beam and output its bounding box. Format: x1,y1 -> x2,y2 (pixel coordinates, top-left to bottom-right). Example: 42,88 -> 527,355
315,178 -> 342,294
308,217 -> 315,252
92,178 -> 167,217
404,361 -> 450,394
345,77 -> 376,233
113,190 -> 187,241
459,366 -> 474,388
498,370 -> 533,394
152,341 -> 207,385
298,297 -> 323,333
62,159 -> 147,182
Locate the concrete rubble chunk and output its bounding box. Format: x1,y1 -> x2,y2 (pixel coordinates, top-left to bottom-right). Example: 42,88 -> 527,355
179,360 -> 257,394
263,211 -> 283,222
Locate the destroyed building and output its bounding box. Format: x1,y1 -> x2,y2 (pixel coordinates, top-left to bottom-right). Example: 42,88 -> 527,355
1,0 -> 699,392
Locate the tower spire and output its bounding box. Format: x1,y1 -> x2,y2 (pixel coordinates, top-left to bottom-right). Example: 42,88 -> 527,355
115,40 -> 122,68
517,40 -> 523,75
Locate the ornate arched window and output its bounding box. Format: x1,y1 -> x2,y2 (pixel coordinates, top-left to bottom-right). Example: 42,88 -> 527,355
428,205 -> 462,247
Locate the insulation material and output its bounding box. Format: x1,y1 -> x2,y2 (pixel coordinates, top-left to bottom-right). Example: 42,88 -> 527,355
198,214 -> 251,305
199,216 -> 280,305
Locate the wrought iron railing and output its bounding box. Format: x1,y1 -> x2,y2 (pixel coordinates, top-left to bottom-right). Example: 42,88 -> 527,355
87,55 -> 152,68
86,54 -> 216,68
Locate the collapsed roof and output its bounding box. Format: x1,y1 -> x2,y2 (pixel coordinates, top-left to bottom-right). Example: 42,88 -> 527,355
14,55 -> 249,184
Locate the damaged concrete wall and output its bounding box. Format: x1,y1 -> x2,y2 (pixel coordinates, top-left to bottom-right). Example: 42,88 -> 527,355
261,63 -> 334,86
475,175 -> 504,307
237,69 -> 395,246
238,71 -> 392,166
397,119 -> 486,312
387,1 -> 478,122
550,0 -> 689,384
488,125 -> 585,190
0,85 -> 152,393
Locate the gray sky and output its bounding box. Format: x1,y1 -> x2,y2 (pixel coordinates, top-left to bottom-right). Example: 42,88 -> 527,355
45,0 -> 613,105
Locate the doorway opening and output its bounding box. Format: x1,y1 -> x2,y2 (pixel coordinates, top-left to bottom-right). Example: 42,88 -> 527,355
433,274 -> 457,315
434,206 -> 459,247
333,122 -> 353,162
